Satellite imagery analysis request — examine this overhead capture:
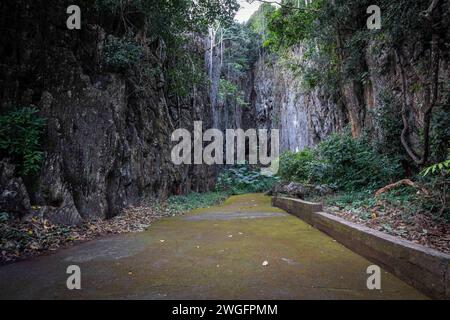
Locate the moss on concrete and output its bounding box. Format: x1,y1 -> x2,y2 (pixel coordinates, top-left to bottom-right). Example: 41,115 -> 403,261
0,193 -> 427,299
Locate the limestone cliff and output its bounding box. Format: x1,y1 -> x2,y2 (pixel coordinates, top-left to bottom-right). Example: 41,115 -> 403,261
0,1 -> 216,224
247,49 -> 347,152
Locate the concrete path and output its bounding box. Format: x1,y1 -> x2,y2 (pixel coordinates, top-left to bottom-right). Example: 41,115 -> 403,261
0,194 -> 426,299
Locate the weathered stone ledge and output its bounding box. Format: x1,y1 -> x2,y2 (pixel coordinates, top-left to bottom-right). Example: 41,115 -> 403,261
272,196 -> 450,300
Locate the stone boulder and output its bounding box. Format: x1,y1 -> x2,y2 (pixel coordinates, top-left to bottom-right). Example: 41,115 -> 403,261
267,182 -> 308,199
268,182 -> 335,199
285,182 -> 308,199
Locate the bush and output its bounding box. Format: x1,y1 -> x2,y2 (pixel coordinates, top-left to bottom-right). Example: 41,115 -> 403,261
0,107 -> 46,176
103,36 -> 143,71
278,149 -> 315,183
317,131 -> 402,191
216,165 -> 279,195
420,151 -> 450,221
278,130 -> 403,192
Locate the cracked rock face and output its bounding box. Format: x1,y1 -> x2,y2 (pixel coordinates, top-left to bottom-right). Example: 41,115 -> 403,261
0,161 -> 32,219
29,40 -> 217,224
247,49 -> 347,153
0,2 -> 217,224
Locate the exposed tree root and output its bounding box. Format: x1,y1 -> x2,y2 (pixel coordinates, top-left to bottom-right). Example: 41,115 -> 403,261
375,179 -> 430,197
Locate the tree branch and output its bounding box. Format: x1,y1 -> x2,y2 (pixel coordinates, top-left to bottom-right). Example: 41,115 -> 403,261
395,0 -> 442,166
420,0 -> 441,20
396,49 -> 424,165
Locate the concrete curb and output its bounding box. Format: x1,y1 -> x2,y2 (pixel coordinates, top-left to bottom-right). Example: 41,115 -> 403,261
272,196 -> 450,300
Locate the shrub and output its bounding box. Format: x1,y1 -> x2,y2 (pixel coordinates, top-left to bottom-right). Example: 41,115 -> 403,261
103,36 -> 143,71
278,130 -> 402,192
278,149 -> 315,183
216,165 -> 279,195
218,79 -> 248,108
0,107 -> 46,176
420,151 -> 450,221
421,153 -> 450,177
317,131 -> 402,191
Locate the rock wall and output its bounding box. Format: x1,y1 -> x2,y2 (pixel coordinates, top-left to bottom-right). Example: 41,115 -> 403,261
247,48 -> 347,152
246,38 -> 448,156
0,1 -> 216,224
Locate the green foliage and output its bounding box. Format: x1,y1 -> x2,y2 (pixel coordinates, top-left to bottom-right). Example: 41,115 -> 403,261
421,151 -> 450,177
167,49 -> 207,98
218,79 -> 238,99
264,0 -> 323,50
419,156 -> 450,222
263,1 -> 341,92
325,190 -> 377,220
376,0 -> 435,45
0,212 -> 9,223
216,22 -> 260,109
218,79 -> 247,108
302,67 -> 321,89
97,0 -> 240,93
0,107 -> 46,176
278,150 -> 315,183
328,182 -> 450,223
216,165 -> 279,195
262,0 -> 442,95
103,36 -> 144,71
221,23 -> 261,77
381,185 -> 449,223
167,192 -> 229,213
316,131 -> 402,191
429,92 -> 450,163
95,0 -> 239,42
278,130 -> 402,191
247,3 -> 276,41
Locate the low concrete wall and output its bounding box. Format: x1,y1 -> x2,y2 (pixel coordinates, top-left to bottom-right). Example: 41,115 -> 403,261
272,196 -> 450,300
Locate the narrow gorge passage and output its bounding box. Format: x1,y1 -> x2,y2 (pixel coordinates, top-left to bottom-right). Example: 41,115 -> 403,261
0,194 -> 425,300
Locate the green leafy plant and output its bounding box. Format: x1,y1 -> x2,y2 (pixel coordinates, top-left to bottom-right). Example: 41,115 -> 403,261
264,0 -> 324,51
316,130 -> 402,191
218,79 -> 248,108
167,50 -> 207,98
0,107 -> 46,176
278,149 -> 315,183
278,130 -> 402,192
421,157 -> 450,177
0,212 -> 9,223
95,0 -> 238,39
216,165 -> 279,195
103,36 -> 144,71
429,104 -> 450,163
